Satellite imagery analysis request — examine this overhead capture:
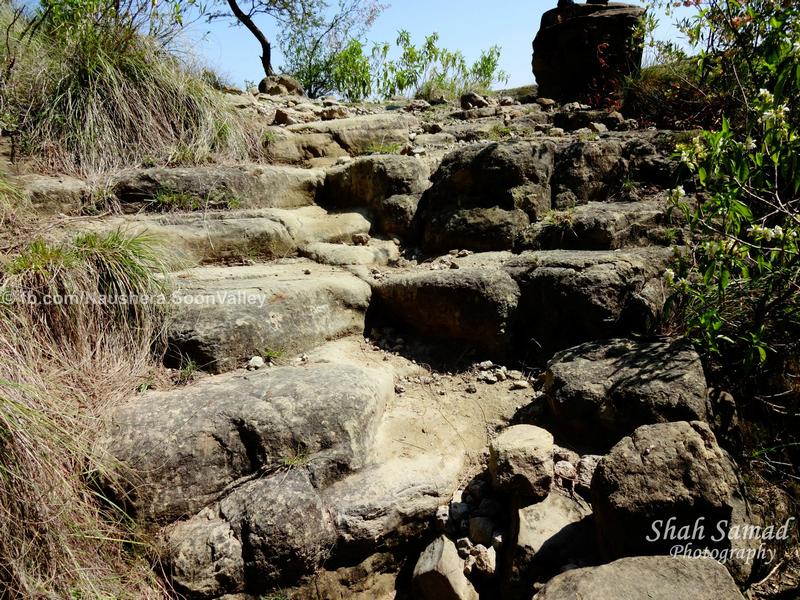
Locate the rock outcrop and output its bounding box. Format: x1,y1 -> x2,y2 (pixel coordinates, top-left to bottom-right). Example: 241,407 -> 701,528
532,3 -> 646,103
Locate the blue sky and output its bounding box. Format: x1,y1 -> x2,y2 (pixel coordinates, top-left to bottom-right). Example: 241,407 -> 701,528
186,1 -> 691,90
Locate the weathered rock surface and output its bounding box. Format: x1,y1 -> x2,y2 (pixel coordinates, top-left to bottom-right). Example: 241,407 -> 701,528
506,247 -> 673,359
112,164 -> 324,211
373,267 -> 521,356
258,74 -> 305,96
321,155 -> 431,237
167,469 -> 336,596
522,201 -> 672,250
415,141 -> 556,252
70,206 -> 370,266
324,454 -> 465,560
286,113 -> 418,156
489,425 -> 554,501
551,135 -> 681,207
300,240 -> 399,266
533,556 -> 745,600
17,173 -> 89,214
511,491 -> 594,590
544,339 -> 710,448
321,155 -> 431,209
412,536 -> 479,600
591,421 -> 741,559
102,363 -> 392,524
532,3 -> 646,103
167,261 -> 371,372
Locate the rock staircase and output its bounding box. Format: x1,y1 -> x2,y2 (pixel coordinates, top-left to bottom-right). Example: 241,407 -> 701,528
13,93 -> 764,600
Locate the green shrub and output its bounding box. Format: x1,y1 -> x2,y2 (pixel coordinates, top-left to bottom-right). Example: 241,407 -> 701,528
371,30 -> 508,100
661,1 -> 799,436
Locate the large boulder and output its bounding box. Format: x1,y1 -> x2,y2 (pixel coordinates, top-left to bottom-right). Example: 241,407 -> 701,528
324,454 -> 465,562
166,469 -> 336,597
532,3 -> 646,103
101,364 -> 392,524
167,262 -> 371,373
533,556 -> 745,600
414,141 -> 556,253
372,267 -> 521,356
505,248 -> 673,360
111,164 -> 324,212
591,421 -> 741,562
544,339 -> 710,448
287,113 -> 418,156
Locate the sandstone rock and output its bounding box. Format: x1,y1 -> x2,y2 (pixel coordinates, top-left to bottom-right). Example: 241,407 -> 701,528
321,155 -> 430,237
576,455 -> 602,497
521,201 -> 671,251
512,491 -> 594,590
532,3 -> 645,103
544,339 -> 710,448
111,164 -> 324,212
415,141 -> 556,253
468,516 -> 495,546
461,92 -> 490,109
258,74 -> 305,96
375,193 -> 421,238
102,364 -> 391,524
505,248 -> 672,360
533,556 -> 745,600
167,262 -> 371,373
489,425 -> 554,501
72,206 -> 370,266
551,135 -> 681,207
412,536 -> 479,600
591,421 -> 741,561
166,470 -> 335,595
324,454 -> 464,561
300,240 -> 400,266
373,267 -> 520,356
287,113 -> 418,156
17,174 -> 89,215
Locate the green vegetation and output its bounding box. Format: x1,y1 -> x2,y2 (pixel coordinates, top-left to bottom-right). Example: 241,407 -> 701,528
487,123 -> 512,141
361,141 -> 402,155
648,1 -> 799,488
0,230 -> 170,598
0,0 -> 262,176
371,31 -> 508,101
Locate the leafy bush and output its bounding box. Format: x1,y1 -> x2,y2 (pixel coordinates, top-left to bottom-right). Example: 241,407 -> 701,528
371,30 -> 508,101
662,1 -> 799,392
0,0 -> 261,175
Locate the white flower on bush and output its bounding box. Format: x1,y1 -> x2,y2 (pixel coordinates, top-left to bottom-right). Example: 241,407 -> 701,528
744,137 -> 757,151
664,268 -> 676,285
793,41 -> 800,55
669,186 -> 687,203
758,88 -> 774,103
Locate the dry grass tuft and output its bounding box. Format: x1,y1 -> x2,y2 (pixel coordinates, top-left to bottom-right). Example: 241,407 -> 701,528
0,230 -> 173,599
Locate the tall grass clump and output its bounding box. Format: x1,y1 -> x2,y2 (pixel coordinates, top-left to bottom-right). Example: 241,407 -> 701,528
0,229 -> 172,598
0,0 -> 261,175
